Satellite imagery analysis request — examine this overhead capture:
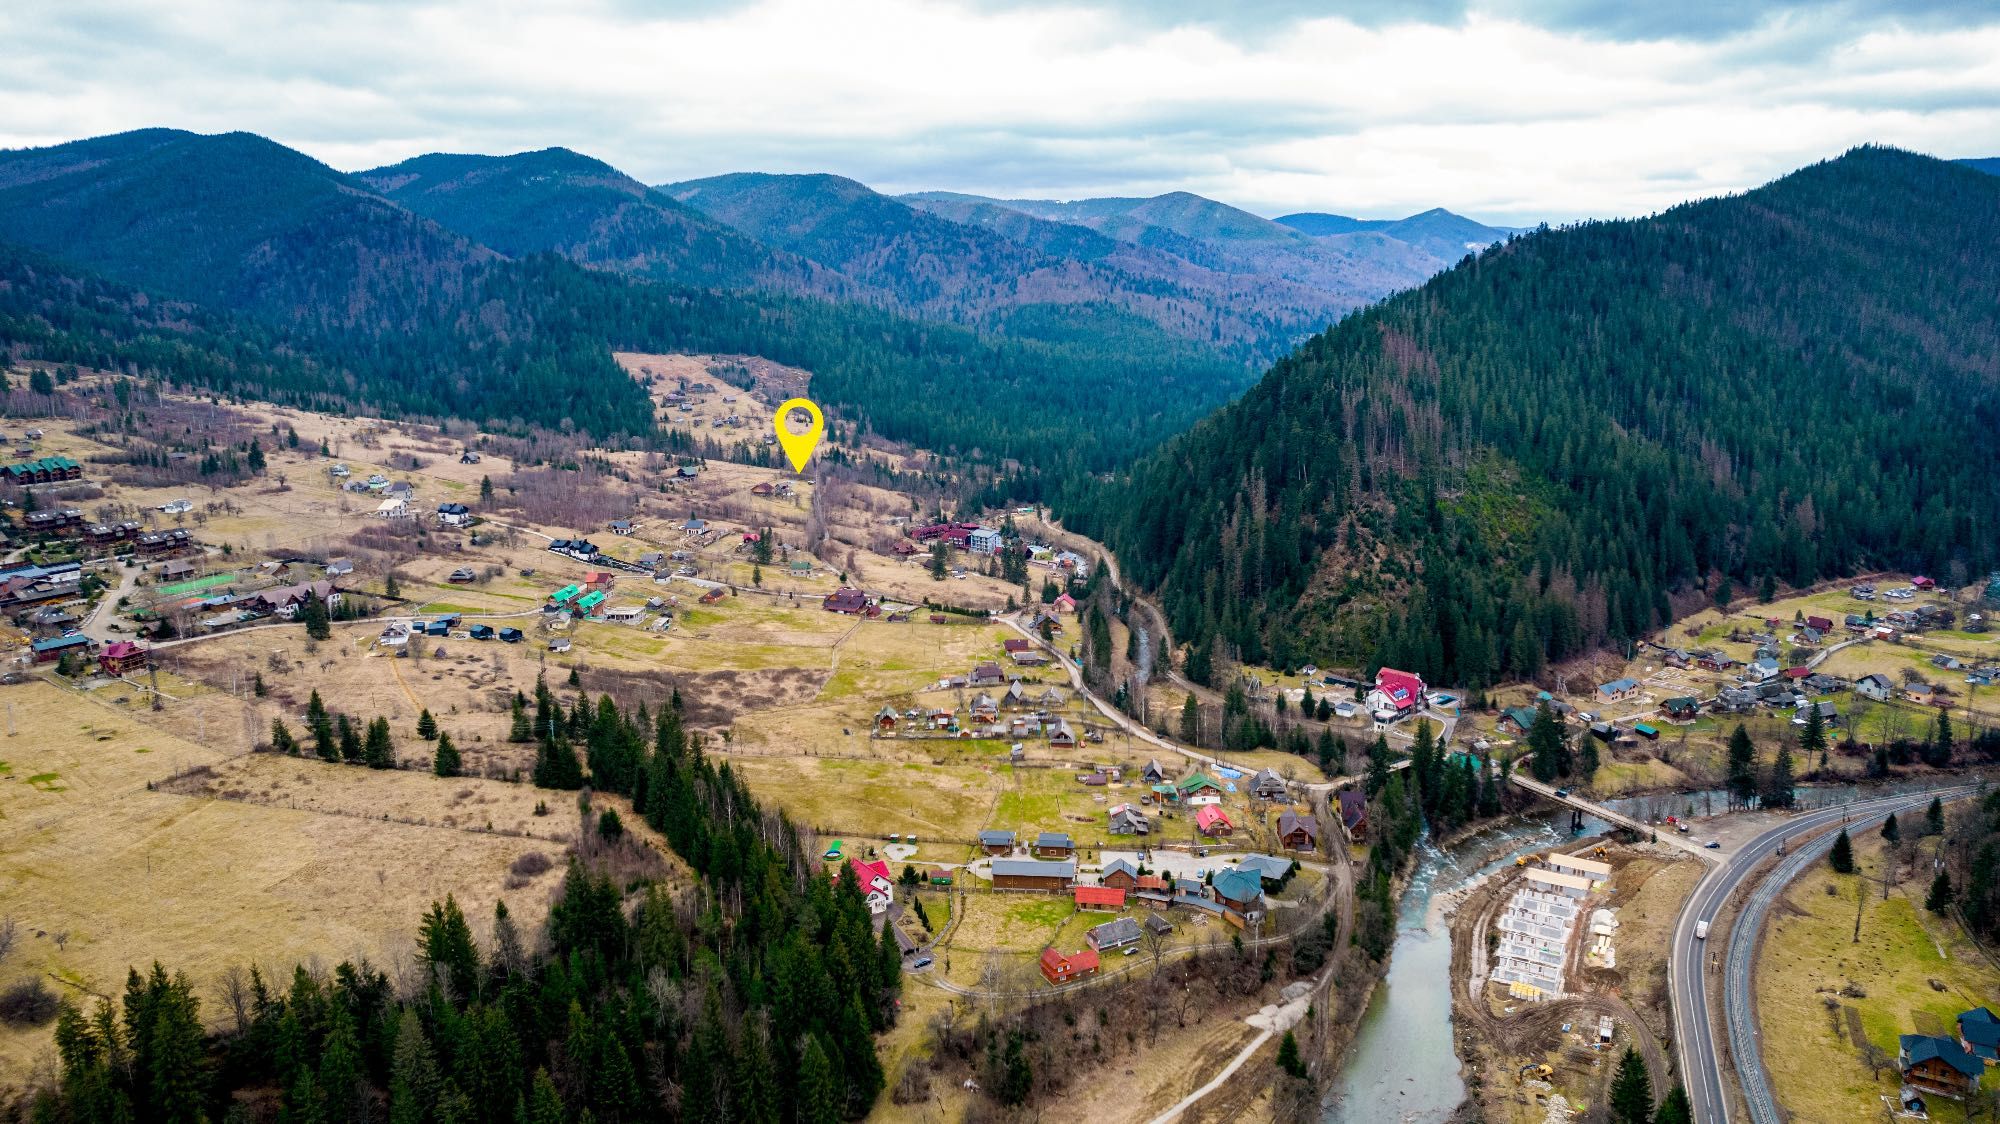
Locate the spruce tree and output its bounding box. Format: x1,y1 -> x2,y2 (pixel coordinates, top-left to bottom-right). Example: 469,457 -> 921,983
270,719 -> 298,755
1608,1046 -> 1653,1124
363,717 -> 395,769
416,709 -> 437,740
1829,827 -> 1855,874
1882,812 -> 1901,844
337,714 -> 362,763
388,1009 -> 440,1124
1527,702 -> 1564,782
1277,1029 -> 1306,1078
433,732 -> 461,778
308,691 -> 336,761
1762,739 -> 1796,809
1927,796 -> 1946,836
1179,693 -> 1200,745
1653,1085 -> 1693,1124
509,694 -> 532,742
1726,724 -> 1758,805
797,1036 -> 841,1124
301,594 -> 331,641
1928,869 -> 1955,913
1800,703 -> 1829,770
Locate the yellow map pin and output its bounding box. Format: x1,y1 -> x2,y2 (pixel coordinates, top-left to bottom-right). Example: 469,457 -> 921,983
773,398 -> 824,473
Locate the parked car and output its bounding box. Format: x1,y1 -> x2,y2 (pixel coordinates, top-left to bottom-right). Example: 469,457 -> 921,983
912,955 -> 933,969
1705,839 -> 1722,849
1554,788 -> 1570,798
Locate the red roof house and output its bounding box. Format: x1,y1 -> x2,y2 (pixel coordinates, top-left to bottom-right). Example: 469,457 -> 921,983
98,640 -> 148,676
1805,615 -> 1834,633
1195,805 -> 1235,837
1368,668 -> 1426,713
1004,637 -> 1031,652
848,857 -> 895,915
1073,885 -> 1125,909
1053,593 -> 1077,614
1782,666 -> 1812,680
1038,946 -> 1101,985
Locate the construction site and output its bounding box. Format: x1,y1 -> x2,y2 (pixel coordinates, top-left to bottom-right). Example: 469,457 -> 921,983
1447,837 -> 1698,1123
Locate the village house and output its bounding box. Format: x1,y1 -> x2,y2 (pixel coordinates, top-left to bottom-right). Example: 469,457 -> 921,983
436,502 -> 471,527
1501,706 -> 1540,734
31,634 -> 92,663
1087,916 -> 1142,952
1250,768 -> 1289,800
1141,759 -> 1167,784
1100,859 -> 1141,892
969,661 -> 1007,687
1047,718 -> 1078,749
970,693 -> 999,723
822,587 -> 873,615
848,857 -> 895,915
1902,1034 -> 1983,1099
1038,946 -> 1099,985
1662,696 -> 1701,721
991,857 -> 1076,892
1959,1008 -> 2000,1067
1208,868 -> 1266,923
254,580 -> 340,619
1107,804 -> 1150,836
978,829 -> 1016,855
1195,805 -> 1234,837
1073,885 -> 1125,910
1906,680 -> 1938,704
1596,678 -> 1640,703
0,455 -> 83,485
1033,831 -> 1075,859
1002,679 -> 1030,710
875,706 -> 899,732
1278,810 -> 1320,852
1366,667 -> 1427,719
97,640 -> 148,676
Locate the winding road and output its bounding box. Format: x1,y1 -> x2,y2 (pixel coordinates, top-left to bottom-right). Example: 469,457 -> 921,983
1668,784 -> 1980,1124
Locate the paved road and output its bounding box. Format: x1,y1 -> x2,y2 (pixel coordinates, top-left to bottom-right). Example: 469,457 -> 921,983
1669,784 -> 1980,1124
1720,785 -> 1979,1124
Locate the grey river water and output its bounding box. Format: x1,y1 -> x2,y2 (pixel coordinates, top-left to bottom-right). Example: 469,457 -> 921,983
1323,779 -> 1947,1122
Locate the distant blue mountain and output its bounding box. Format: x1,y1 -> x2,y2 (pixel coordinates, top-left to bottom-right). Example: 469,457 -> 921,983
1274,207 -> 1520,263
1959,157 -> 2000,176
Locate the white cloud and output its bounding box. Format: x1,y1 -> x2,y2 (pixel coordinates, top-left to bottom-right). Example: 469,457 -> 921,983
1,0 -> 1996,224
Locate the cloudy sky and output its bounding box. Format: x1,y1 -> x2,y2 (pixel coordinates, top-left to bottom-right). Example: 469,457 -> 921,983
5,0 -> 1998,224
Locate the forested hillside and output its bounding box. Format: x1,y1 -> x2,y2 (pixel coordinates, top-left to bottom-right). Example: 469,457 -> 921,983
356,149 -> 842,295
1068,147 -> 2000,687
0,130 -> 1246,458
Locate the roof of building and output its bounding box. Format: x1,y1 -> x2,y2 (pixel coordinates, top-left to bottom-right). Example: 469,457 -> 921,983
1195,805 -> 1233,831
1338,789 -> 1367,827
1101,858 -> 1140,882
1211,868 -> 1265,905
1073,885 -> 1125,908
848,857 -> 892,889
1597,678 -> 1638,696
1961,1008 -> 2000,1055
1278,810 -> 1320,840
1374,667 -> 1424,709
1546,853 -> 1612,878
1039,946 -> 1099,976
1524,868 -> 1594,893
31,634 -> 89,652
1235,855 -> 1293,881
1903,1033 -> 1984,1079
1035,831 -> 1074,849
1088,917 -> 1142,947
992,858 -> 1075,879
978,829 -> 1015,846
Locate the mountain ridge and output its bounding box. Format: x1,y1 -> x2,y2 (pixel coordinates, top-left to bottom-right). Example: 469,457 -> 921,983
1067,145 -> 2000,687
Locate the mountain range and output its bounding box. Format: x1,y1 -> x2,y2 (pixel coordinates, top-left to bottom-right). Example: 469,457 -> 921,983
1070,146 -> 2000,686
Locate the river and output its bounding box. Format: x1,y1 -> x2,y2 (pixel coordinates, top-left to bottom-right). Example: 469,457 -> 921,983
1322,780 -> 1945,1121
1324,809 -> 1607,1122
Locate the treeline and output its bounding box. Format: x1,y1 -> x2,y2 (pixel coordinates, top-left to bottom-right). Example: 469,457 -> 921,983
32,691 -> 899,1122
1068,147 -> 2000,687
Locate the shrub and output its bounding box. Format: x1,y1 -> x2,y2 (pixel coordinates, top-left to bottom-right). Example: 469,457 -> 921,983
0,978 -> 59,1026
